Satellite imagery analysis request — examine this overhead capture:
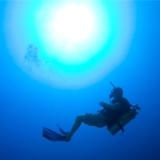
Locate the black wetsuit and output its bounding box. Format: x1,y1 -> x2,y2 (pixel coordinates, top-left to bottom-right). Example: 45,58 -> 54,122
100,97 -> 131,125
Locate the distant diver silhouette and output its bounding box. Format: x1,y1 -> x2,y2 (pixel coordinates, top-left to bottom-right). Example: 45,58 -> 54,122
25,44 -> 40,64
42,82 -> 140,142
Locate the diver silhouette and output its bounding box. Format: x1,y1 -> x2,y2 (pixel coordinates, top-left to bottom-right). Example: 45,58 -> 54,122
25,44 -> 39,65
43,82 -> 140,142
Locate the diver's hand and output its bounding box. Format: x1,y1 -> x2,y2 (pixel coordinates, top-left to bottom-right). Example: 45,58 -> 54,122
99,102 -> 106,107
100,102 -> 111,107
100,102 -> 115,111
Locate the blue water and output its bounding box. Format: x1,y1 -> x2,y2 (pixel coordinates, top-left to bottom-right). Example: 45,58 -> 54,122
1,1 -> 160,160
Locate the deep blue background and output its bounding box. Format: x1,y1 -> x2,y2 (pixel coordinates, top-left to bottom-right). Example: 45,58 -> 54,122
0,1 -> 160,160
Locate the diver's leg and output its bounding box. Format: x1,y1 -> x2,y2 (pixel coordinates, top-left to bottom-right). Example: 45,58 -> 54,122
67,114 -> 106,141
67,115 -> 84,141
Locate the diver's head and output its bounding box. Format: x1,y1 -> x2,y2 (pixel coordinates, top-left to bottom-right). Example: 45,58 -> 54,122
110,87 -> 123,99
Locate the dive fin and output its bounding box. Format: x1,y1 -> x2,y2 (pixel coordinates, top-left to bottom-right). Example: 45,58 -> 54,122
57,126 -> 68,135
42,127 -> 67,141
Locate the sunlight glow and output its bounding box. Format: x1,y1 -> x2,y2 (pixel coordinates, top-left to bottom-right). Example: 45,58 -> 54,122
36,2 -> 109,64
5,0 -> 135,88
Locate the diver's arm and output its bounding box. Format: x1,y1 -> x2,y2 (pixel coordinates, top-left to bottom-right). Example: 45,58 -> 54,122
99,102 -> 116,111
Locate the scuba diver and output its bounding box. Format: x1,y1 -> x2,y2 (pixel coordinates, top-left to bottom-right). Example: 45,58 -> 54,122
25,44 -> 40,65
43,82 -> 140,142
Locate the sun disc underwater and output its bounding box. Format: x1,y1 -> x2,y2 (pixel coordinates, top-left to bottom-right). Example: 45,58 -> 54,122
5,0 -> 135,88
